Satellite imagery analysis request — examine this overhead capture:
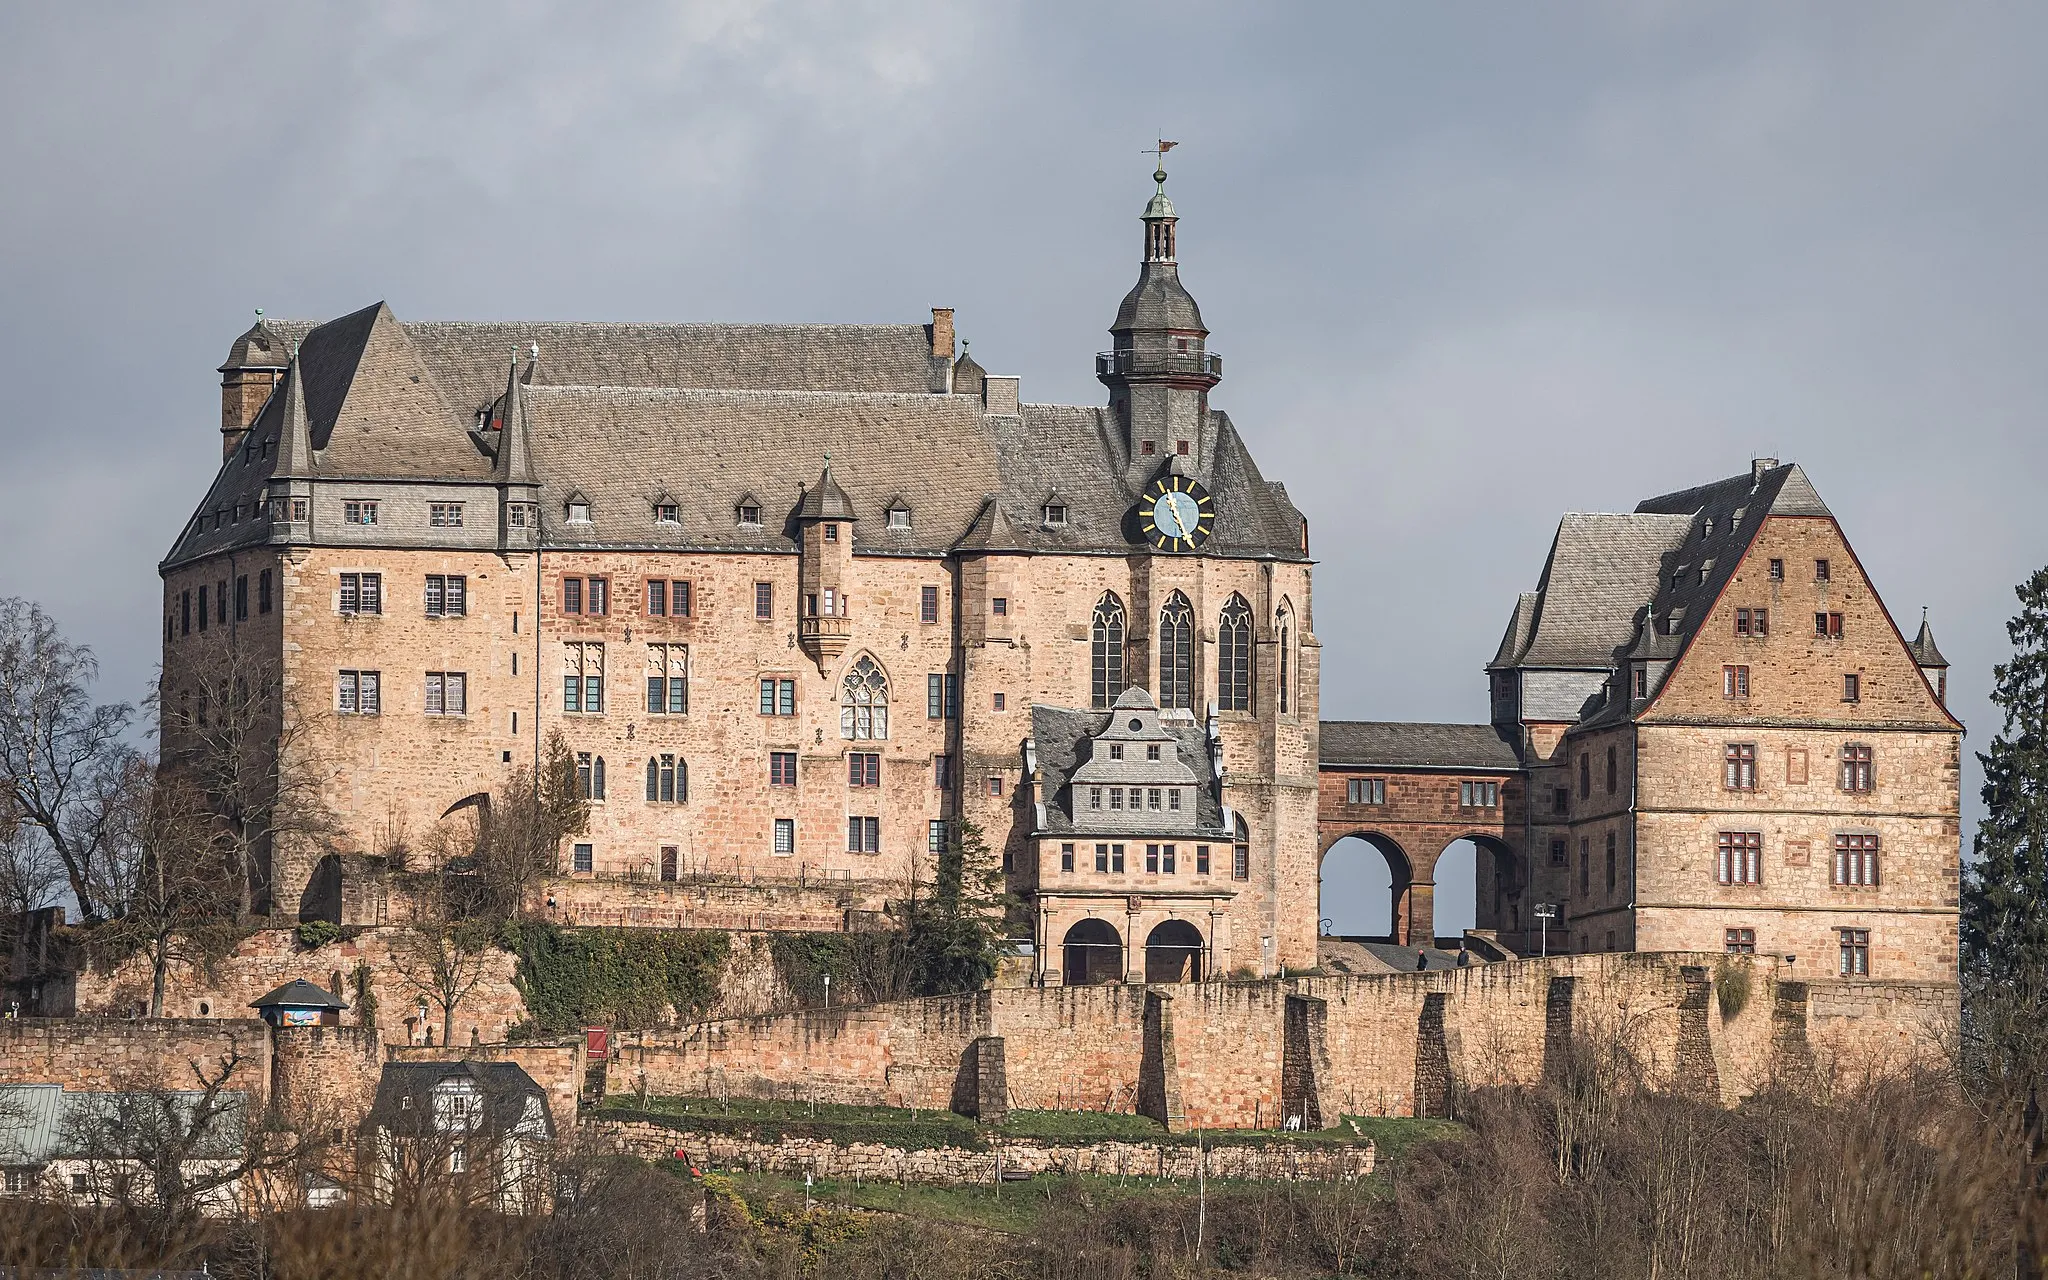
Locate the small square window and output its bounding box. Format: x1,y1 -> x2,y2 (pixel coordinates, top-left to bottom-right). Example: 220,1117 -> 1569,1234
654,503 -> 679,524
754,582 -> 774,620
1842,673 -> 1861,703
1043,503 -> 1067,527
737,503 -> 762,526
1146,744 -> 1161,761
344,500 -> 379,525
567,501 -> 592,524
572,843 -> 594,873
1725,928 -> 1756,955
920,586 -> 940,624
769,752 -> 797,787
1141,440 -> 1156,455
992,597 -> 1008,616
1723,665 -> 1750,699
993,692 -> 1006,711
887,507 -> 911,530
773,818 -> 795,855
1768,558 -> 1784,580
1061,842 -> 1075,873
823,524 -> 839,543
988,776 -> 1003,797
1815,559 -> 1831,582
1176,440 -> 1189,455
429,502 -> 463,528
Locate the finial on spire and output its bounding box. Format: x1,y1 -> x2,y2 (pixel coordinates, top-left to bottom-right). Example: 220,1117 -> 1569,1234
529,341 -> 540,362
254,307 -> 265,320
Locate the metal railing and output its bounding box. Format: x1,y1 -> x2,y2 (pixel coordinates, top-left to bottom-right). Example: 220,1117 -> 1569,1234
1095,349 -> 1223,378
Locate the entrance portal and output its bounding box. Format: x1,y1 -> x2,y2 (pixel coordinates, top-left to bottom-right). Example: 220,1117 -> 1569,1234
1143,920 -> 1205,984
1062,918 -> 1124,985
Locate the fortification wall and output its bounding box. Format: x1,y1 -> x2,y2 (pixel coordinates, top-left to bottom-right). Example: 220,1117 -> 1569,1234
272,1024 -> 384,1123
606,954 -> 1938,1128
0,1017 -> 273,1099
70,928 -> 527,1046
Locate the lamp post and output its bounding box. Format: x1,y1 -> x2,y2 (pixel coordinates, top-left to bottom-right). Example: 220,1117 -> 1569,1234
1533,903 -> 1557,958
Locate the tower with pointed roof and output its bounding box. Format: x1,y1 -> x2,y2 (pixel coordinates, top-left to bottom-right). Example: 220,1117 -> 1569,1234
1099,163 -> 1223,486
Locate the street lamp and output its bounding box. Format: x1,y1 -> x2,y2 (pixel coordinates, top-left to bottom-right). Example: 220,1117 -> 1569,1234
1533,903 -> 1557,958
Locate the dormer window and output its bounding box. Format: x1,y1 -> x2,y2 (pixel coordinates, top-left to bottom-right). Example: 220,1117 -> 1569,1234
654,503 -> 679,524
566,500 -> 592,524
887,506 -> 911,530
1043,503 -> 1067,527
1109,743 -> 1124,761
1703,519 -> 1713,537
736,501 -> 761,527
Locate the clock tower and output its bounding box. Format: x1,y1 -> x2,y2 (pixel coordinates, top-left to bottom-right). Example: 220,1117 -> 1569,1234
1099,163 -> 1223,488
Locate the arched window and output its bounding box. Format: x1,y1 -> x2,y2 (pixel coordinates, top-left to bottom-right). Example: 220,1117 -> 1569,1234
1232,813 -> 1251,881
1218,594 -> 1252,712
840,655 -> 890,740
645,754 -> 685,804
1157,592 -> 1194,710
1276,601 -> 1295,715
578,752 -> 606,801
1091,593 -> 1126,709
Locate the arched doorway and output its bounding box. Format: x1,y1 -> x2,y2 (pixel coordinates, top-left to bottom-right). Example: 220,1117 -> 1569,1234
1062,918 -> 1125,986
1143,920 -> 1205,984
1318,833 -> 1415,944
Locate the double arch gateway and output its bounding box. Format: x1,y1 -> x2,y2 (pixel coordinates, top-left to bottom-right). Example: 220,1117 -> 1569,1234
1316,721 -> 1528,951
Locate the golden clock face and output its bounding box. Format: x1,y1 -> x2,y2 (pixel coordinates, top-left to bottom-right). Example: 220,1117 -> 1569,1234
1142,475 -> 1215,552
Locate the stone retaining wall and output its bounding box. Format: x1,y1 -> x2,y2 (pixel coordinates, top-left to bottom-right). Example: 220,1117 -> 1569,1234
589,1117 -> 1375,1184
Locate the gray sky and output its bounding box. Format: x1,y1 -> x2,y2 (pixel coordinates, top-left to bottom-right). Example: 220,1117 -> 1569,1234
3,3 -> 2041,936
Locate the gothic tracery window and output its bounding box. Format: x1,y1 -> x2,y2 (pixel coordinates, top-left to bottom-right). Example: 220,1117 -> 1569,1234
840,655 -> 890,740
1158,591 -> 1194,710
1218,593 -> 1252,712
1091,593 -> 1126,709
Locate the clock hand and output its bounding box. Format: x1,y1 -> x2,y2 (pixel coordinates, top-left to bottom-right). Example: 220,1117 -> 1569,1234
1161,499 -> 1185,537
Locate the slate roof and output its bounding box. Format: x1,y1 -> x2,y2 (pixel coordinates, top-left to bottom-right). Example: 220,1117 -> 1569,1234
1029,703 -> 1227,836
1112,260 -> 1206,333
0,1084 -> 64,1165
366,1062 -> 554,1140
168,302 -> 1309,568
1910,617 -> 1948,668
250,978 -> 347,1010
1318,721 -> 1522,772
1490,514 -> 1693,671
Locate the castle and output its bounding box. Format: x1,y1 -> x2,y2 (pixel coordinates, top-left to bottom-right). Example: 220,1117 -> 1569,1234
159,166 -> 1960,999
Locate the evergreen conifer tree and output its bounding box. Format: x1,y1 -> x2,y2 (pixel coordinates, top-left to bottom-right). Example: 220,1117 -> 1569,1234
1963,566 -> 2048,1096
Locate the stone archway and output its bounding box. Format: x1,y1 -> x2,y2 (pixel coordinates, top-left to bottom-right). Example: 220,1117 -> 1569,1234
1318,832 -> 1420,945
1143,919 -> 1205,984
1459,833 -> 1530,954
1063,918 -> 1125,986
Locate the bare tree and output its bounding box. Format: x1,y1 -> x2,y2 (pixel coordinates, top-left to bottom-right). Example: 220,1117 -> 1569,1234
471,730 -> 586,920
0,598 -> 137,921
60,1048 -> 337,1252
389,909 -> 498,1048
85,759 -> 241,1018
158,632 -> 335,918
0,813 -> 65,918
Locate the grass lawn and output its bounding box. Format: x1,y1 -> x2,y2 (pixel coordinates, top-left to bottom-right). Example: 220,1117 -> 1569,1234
715,1167 -> 1398,1236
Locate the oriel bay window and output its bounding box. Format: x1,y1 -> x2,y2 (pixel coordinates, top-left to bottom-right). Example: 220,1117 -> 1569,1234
646,644 -> 688,714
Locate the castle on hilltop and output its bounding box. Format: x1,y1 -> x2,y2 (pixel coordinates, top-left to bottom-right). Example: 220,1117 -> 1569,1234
160,166 -> 1960,998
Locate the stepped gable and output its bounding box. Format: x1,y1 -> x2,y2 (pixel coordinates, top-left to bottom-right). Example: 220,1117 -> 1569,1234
1319,721 -> 1522,771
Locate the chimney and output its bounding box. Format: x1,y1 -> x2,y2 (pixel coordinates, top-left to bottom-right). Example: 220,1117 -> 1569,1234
982,375 -> 1020,417
1751,457 -> 1779,482
929,308 -> 955,360
219,312 -> 291,461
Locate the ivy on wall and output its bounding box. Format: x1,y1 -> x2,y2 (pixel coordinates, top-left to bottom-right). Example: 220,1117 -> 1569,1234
500,922 -> 729,1034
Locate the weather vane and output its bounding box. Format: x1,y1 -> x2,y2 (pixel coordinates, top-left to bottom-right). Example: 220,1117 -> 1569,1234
1145,138 -> 1178,181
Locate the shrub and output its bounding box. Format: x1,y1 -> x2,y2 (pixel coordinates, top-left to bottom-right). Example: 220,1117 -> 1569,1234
1714,956 -> 1752,1019
294,920 -> 342,950
499,920 -> 728,1033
